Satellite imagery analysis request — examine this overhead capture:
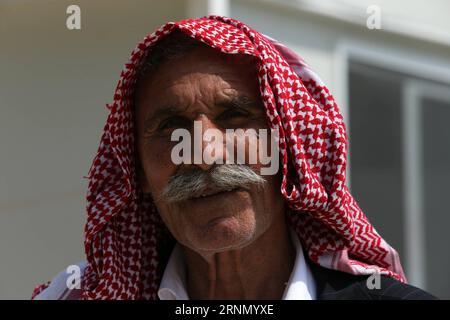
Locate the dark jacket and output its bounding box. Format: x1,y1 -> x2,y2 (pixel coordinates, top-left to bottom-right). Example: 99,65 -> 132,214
307,259 -> 437,300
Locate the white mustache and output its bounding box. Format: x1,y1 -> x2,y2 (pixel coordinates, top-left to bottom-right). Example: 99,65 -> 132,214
162,164 -> 266,203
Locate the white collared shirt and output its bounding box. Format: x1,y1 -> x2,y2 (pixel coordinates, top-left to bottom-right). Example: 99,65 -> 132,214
158,229 -> 317,300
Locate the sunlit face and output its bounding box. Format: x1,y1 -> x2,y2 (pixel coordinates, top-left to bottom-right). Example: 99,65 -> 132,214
135,44 -> 285,254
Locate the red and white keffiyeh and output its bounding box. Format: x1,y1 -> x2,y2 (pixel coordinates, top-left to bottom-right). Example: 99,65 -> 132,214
32,16 -> 406,300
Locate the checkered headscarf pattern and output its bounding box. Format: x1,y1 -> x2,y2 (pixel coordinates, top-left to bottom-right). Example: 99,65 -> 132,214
32,16 -> 405,300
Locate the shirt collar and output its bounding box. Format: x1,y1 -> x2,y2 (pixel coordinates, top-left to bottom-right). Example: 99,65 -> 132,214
282,228 -> 316,300
157,243 -> 189,300
157,228 -> 316,300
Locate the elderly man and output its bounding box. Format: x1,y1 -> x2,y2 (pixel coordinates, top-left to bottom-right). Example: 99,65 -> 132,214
32,16 -> 435,300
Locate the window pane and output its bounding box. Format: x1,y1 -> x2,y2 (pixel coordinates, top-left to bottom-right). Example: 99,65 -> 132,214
349,63 -> 404,261
422,97 -> 450,299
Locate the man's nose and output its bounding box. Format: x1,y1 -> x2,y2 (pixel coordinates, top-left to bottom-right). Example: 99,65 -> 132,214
192,114 -> 229,171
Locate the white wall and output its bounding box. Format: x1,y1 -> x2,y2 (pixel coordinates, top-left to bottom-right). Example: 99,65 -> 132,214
0,0 -> 187,299
334,0 -> 450,32
231,0 -> 450,103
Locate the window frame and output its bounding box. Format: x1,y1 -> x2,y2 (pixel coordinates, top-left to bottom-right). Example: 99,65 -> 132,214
334,39 -> 450,291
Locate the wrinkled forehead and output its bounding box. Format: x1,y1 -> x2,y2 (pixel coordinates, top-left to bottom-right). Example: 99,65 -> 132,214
138,34 -> 259,83
130,19 -> 265,111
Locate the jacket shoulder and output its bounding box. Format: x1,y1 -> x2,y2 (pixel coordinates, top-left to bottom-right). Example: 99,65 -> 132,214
362,275 -> 438,300
308,261 -> 437,300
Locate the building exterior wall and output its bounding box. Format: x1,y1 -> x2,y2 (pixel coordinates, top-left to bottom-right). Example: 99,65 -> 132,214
0,0 -> 187,299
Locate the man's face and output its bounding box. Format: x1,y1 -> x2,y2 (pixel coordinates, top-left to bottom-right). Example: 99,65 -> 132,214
135,45 -> 285,254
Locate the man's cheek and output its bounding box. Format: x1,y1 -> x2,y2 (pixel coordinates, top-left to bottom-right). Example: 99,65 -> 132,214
147,173 -> 170,201
141,158 -> 170,199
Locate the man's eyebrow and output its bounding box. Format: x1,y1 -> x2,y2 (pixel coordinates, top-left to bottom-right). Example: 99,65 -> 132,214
142,95 -> 262,131
217,95 -> 261,110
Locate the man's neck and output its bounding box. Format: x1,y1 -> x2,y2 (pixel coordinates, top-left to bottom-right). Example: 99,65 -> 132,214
181,217 -> 296,299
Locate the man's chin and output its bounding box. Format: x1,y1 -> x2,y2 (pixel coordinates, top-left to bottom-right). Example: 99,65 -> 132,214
192,216 -> 256,252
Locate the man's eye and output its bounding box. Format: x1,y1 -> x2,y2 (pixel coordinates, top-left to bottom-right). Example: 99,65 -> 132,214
158,117 -> 191,131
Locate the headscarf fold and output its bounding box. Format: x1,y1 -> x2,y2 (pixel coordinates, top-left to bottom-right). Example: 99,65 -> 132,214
33,16 -> 405,300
